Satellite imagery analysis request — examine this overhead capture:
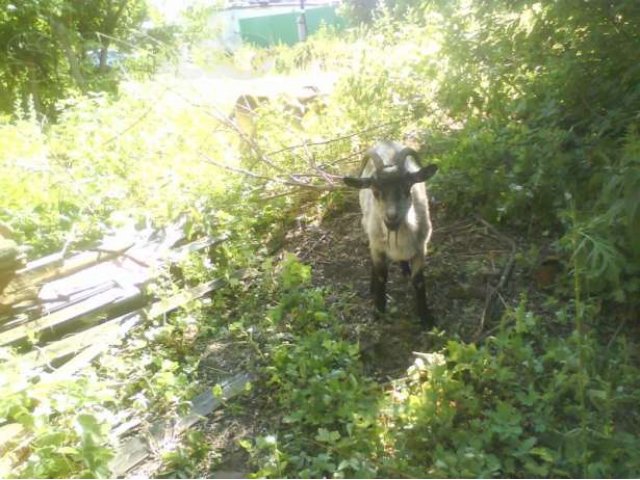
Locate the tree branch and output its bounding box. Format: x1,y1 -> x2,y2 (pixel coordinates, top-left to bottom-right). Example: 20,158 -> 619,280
201,153 -> 336,191
264,121 -> 402,157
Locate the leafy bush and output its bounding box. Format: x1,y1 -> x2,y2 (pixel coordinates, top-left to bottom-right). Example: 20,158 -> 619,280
413,0 -> 640,300
382,301 -> 640,478
214,256 -> 640,479
315,0 -> 640,302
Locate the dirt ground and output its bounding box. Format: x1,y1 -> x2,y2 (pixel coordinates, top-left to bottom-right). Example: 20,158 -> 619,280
289,195 -> 539,376
189,195 -> 546,478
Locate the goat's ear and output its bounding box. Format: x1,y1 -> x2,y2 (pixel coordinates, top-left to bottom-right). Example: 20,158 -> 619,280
343,176 -> 372,189
409,164 -> 438,184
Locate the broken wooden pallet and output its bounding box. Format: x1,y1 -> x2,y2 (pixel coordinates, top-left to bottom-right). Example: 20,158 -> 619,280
0,218 -> 218,316
0,218 -> 249,477
0,270 -> 250,455
0,234 -> 228,347
16,269 -> 247,374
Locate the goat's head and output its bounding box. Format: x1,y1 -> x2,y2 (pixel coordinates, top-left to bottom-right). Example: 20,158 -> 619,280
343,147 -> 437,231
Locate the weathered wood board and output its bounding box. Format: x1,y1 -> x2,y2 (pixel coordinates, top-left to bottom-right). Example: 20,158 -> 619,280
109,373 -> 253,478
0,235 -> 228,345
18,268 -> 246,371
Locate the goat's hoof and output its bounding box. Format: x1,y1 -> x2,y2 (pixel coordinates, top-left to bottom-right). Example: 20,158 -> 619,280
419,311 -> 435,329
400,261 -> 411,277
373,309 -> 386,321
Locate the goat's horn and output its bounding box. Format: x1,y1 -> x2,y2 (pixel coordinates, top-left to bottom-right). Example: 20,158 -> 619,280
394,147 -> 419,170
365,150 -> 386,171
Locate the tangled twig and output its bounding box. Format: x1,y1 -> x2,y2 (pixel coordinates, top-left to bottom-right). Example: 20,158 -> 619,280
473,216 -> 517,341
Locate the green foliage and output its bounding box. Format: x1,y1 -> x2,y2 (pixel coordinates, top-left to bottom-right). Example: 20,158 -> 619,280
0,0 -> 149,117
0,362 -> 116,479
339,0 -> 378,25
268,24 -> 356,73
381,302 -> 640,478
3,0 -> 640,477
339,0 -> 419,26
212,256 -> 640,479
158,430 -> 211,479
301,0 -> 640,302
218,255 -> 381,478
0,84 -> 242,257
417,0 -> 640,299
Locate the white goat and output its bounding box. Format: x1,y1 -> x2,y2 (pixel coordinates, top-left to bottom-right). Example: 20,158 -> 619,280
343,141 -> 438,326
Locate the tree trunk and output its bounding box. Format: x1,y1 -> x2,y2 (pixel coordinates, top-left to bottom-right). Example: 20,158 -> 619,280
26,63 -> 43,117
98,40 -> 111,72
50,18 -> 86,92
98,0 -> 129,73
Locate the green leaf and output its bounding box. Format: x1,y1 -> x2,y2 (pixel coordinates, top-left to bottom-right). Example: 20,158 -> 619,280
57,446 -> 79,455
212,384 -> 224,399
530,447 -> 555,463
314,428 -> 341,443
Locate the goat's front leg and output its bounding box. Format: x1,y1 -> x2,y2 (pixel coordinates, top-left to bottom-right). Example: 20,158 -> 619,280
371,250 -> 388,315
410,256 -> 434,327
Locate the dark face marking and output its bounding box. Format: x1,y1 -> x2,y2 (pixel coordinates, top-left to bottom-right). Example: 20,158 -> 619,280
371,171 -> 414,231
343,160 -> 438,231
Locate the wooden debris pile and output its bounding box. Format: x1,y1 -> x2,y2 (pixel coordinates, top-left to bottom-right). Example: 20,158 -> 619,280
0,220 -> 249,477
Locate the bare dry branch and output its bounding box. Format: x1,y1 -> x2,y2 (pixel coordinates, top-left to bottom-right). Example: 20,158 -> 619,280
201,153 -> 337,191
168,86 -> 399,189
264,121 -> 402,157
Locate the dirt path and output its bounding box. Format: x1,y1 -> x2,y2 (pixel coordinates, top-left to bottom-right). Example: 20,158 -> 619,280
184,196 -> 541,478
284,197 -> 524,379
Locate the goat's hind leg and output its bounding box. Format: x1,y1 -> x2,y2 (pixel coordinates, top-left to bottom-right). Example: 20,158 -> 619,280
400,261 -> 411,277
370,251 -> 388,316
410,256 -> 434,328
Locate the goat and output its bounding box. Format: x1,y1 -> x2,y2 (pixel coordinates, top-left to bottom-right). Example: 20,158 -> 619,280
343,141 -> 438,326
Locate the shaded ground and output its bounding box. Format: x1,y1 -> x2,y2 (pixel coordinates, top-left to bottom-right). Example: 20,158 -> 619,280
285,195 -> 534,380
123,187 -> 563,478
184,195 -> 553,478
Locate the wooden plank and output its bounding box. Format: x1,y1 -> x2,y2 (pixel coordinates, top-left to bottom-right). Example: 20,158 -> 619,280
46,337 -> 123,381
0,270 -> 250,452
0,234 -> 223,318
36,255 -> 151,313
0,235 -> 202,344
0,286 -> 140,346
0,219 -> 190,309
111,417 -> 142,440
0,241 -> 134,306
147,269 -> 248,318
19,269 -> 247,369
21,312 -> 140,368
168,234 -> 228,262
177,373 -> 253,431
37,281 -> 115,316
109,373 -> 253,478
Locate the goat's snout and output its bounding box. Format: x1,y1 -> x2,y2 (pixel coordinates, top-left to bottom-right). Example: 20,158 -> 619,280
384,215 -> 402,231
384,206 -> 402,231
